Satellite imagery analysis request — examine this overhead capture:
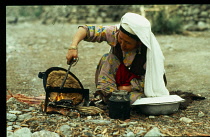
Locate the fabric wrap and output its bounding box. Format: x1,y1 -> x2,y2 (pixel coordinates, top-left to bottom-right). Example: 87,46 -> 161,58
116,63 -> 140,86
120,12 -> 169,97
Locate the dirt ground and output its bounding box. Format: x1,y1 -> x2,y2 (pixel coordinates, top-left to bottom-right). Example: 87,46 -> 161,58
6,21 -> 210,135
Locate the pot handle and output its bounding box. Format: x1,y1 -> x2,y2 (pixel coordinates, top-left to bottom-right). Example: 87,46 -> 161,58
38,72 -> 45,79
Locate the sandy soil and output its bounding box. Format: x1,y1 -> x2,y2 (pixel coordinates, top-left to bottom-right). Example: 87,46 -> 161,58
6,21 -> 210,136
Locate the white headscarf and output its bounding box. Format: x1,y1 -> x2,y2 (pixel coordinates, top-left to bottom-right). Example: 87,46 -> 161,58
120,12 -> 169,97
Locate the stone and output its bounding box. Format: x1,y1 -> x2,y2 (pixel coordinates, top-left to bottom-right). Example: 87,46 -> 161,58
7,122 -> 13,126
84,132 -> 94,136
113,130 -> 120,135
100,12 -> 107,17
119,123 -> 128,127
7,113 -> 17,122
87,116 -> 92,120
13,125 -> 21,129
17,113 -> 32,122
13,127 -> 32,137
86,17 -> 95,23
68,123 -> 77,127
164,45 -> 174,51
144,127 -> 162,137
7,126 -> 13,131
15,122 -> 21,125
9,111 -> 22,115
179,117 -> 193,123
200,11 -> 208,17
128,121 -> 138,125
200,5 -> 207,10
22,109 -> 31,112
198,111 -> 205,117
32,130 -> 60,137
7,97 -> 25,111
192,8 -> 200,14
70,18 -> 77,24
85,120 -> 111,125
197,21 -> 209,31
137,130 -> 146,136
96,17 -> 103,23
104,18 -> 113,22
57,17 -> 68,23
126,131 -> 135,137
184,24 -> 198,31
7,131 -> 14,137
20,124 -> 29,127
7,97 -> 17,104
149,116 -> 155,119
78,20 -> 86,24
58,125 -> 71,136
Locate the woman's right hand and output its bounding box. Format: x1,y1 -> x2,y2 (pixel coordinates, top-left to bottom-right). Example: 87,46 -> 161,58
66,46 -> 78,65
66,27 -> 87,65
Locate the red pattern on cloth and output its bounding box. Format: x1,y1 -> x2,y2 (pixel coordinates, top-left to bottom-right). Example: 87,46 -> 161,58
116,63 -> 140,86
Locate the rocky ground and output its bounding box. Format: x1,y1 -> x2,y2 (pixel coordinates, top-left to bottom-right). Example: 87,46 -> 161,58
6,20 -> 210,136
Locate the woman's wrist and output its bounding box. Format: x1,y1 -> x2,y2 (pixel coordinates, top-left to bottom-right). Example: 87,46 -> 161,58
68,46 -> 78,50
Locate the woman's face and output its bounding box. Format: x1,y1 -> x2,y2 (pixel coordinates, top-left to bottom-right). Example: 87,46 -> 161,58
117,30 -> 140,52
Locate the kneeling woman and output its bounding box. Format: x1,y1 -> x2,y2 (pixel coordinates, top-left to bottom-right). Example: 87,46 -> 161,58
66,12 -> 169,104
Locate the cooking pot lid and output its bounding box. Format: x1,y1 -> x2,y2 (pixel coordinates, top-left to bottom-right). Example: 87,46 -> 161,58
132,95 -> 185,105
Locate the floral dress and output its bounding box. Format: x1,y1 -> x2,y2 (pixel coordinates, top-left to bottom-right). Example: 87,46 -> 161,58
80,25 -> 145,104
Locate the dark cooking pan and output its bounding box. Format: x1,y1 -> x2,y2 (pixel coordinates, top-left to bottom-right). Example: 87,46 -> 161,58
38,67 -> 89,111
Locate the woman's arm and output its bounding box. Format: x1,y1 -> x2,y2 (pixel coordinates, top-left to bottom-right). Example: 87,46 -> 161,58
66,27 -> 87,64
66,25 -> 117,64
70,27 -> 87,48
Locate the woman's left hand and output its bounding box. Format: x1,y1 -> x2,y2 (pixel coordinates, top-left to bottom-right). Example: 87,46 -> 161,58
117,85 -> 132,92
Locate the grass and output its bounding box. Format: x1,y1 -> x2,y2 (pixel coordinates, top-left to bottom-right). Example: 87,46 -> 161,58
151,9 -> 184,35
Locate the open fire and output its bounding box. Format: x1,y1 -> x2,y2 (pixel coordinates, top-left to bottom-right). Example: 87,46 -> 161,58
38,67 -> 104,116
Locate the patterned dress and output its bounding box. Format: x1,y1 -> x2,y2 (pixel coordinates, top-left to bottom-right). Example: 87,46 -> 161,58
80,25 -> 145,104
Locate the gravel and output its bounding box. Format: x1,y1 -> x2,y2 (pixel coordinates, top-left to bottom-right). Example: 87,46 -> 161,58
6,21 -> 210,136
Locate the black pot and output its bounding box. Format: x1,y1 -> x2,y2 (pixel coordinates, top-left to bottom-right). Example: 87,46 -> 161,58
108,101 -> 130,120
108,90 -> 130,120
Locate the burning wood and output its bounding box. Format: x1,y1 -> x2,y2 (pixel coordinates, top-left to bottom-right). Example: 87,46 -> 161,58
41,102 -> 104,116
49,92 -> 82,105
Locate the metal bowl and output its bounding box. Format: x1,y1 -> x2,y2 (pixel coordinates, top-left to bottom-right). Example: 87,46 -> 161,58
132,95 -> 185,115
135,102 -> 181,115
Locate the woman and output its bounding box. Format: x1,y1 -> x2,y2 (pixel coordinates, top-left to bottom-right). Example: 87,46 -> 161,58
66,12 -> 169,104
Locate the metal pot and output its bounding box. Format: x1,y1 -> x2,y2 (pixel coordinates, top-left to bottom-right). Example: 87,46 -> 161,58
38,67 -> 89,112
132,95 -> 185,115
135,102 -> 181,115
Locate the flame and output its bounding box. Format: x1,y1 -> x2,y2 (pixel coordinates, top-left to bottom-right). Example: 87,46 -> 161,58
55,93 -> 64,101
50,92 -> 82,105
